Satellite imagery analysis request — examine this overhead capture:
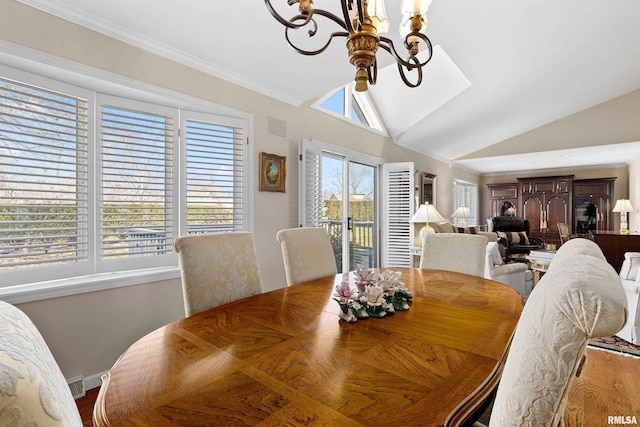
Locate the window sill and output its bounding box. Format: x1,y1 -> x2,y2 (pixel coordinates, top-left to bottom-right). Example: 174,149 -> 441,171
0,267 -> 181,305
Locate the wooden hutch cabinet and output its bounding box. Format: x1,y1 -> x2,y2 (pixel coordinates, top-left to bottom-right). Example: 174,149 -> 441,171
517,175 -> 574,246
572,178 -> 616,234
487,183 -> 519,218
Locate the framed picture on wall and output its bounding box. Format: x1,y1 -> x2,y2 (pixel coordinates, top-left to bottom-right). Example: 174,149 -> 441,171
259,152 -> 286,192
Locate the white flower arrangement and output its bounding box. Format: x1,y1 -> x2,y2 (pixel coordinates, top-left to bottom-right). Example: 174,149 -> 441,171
333,268 -> 412,322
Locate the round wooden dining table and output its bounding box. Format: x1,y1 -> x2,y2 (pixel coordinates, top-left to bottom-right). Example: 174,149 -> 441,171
93,268 -> 523,427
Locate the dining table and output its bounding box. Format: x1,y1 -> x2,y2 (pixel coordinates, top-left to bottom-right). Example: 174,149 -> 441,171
93,268 -> 524,427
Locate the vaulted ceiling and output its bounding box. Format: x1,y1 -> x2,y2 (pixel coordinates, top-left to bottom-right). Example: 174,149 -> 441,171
17,0 -> 640,173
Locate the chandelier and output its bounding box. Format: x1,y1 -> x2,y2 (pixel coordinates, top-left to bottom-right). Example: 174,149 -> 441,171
264,0 -> 435,92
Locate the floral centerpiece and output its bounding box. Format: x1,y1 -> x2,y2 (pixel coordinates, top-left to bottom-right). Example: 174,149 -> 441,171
333,268 -> 412,322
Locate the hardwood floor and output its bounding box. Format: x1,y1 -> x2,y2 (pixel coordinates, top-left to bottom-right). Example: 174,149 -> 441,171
76,387 -> 99,427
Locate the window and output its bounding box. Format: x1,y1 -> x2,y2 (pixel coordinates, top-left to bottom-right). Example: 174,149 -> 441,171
183,113 -> 246,234
453,179 -> 478,226
315,84 -> 385,133
0,77 -> 89,273
0,69 -> 250,289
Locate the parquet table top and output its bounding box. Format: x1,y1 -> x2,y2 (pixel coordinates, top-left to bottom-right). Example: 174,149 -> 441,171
94,268 -> 523,427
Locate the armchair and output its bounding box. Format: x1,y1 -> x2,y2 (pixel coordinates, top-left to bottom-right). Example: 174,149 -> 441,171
484,242 -> 533,297
618,252 -> 640,344
490,216 -> 542,255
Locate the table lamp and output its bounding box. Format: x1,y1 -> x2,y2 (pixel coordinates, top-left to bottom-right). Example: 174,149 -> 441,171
409,202 -> 445,247
451,206 -> 472,227
612,199 -> 633,235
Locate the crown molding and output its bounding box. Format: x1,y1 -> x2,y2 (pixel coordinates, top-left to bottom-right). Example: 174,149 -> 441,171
16,0 -> 305,106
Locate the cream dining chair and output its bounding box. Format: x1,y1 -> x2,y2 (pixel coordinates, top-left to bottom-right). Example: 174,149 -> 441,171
486,241 -> 627,426
174,232 -> 264,316
420,233 -> 488,277
0,301 -> 83,426
276,227 -> 338,286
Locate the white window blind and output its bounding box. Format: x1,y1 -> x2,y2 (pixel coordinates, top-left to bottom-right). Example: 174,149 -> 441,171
0,67 -> 251,289
185,117 -> 244,233
453,179 -> 478,226
299,139 -> 323,227
381,162 -> 414,268
0,77 -> 89,270
100,104 -> 174,258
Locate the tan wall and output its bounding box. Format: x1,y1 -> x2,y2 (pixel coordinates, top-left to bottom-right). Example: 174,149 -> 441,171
629,155 -> 640,233
1,0 -> 468,381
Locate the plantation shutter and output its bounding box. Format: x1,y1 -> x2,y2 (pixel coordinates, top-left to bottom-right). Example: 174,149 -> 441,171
0,77 -> 89,270
184,115 -> 245,233
453,179 -> 478,226
99,101 -> 174,259
299,139 -> 323,227
381,162 -> 414,267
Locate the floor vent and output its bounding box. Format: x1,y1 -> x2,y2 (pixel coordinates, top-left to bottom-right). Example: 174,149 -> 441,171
67,375 -> 85,399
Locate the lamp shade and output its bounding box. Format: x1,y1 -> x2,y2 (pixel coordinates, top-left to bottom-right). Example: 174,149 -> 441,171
451,207 -> 472,219
410,202 -> 445,224
612,199 -> 633,213
451,206 -> 472,227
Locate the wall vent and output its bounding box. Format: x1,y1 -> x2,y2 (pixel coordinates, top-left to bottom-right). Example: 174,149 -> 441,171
268,116 -> 287,138
67,375 -> 85,399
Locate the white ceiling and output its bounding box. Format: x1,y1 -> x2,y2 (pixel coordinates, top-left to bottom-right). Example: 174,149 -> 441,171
17,0 -> 640,174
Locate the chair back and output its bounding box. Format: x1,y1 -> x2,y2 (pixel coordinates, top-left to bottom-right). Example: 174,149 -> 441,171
491,216 -> 530,234
0,301 -> 83,426
490,247 -> 627,426
419,233 -> 488,277
557,222 -> 570,244
174,232 -> 263,316
276,227 -> 338,286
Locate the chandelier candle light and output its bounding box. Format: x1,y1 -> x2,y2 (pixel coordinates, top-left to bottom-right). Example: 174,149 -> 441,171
264,0 -> 435,91
612,199 -> 634,235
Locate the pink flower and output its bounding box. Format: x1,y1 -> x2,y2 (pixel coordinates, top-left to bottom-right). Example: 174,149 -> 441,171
334,281 -> 355,299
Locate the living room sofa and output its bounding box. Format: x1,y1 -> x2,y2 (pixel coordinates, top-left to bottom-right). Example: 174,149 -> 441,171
431,221 -> 497,242
484,242 -> 533,297
618,252 -> 640,344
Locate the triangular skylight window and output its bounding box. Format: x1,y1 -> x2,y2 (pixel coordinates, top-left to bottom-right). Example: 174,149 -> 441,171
314,84 -> 385,134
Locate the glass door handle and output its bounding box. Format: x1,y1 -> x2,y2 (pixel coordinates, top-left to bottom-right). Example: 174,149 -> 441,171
347,217 -> 353,231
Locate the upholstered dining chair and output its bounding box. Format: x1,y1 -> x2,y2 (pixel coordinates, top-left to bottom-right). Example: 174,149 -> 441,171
0,301 -> 83,426
420,233 -> 488,277
487,246 -> 627,426
174,232 -> 264,316
276,227 -> 338,286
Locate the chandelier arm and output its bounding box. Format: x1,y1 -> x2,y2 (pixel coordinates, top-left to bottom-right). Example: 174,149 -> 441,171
340,0 -> 357,34
379,35 -> 434,68
396,56 -> 423,88
285,26 -> 350,56
282,11 -> 350,56
264,0 -> 314,29
265,0 -> 350,32
367,60 -> 378,85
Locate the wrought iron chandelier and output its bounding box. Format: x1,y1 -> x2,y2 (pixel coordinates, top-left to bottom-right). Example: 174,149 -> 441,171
264,0 -> 435,92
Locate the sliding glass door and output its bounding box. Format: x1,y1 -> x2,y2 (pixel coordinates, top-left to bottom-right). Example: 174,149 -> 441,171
300,140 -> 379,273
321,155 -> 377,271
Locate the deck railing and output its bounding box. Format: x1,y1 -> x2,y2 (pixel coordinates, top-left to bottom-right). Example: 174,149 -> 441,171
320,220 -> 376,269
